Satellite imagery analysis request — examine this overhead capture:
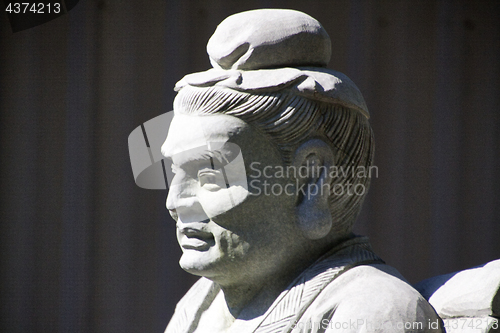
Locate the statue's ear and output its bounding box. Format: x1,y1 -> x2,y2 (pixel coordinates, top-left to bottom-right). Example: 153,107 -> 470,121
292,139 -> 334,239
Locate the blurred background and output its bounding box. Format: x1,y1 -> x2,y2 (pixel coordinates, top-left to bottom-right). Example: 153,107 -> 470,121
1,0 -> 499,332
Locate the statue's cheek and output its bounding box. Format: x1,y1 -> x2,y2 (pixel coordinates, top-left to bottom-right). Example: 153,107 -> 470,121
198,186 -> 249,219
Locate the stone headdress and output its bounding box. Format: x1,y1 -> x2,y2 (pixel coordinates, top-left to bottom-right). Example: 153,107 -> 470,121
175,8 -> 369,119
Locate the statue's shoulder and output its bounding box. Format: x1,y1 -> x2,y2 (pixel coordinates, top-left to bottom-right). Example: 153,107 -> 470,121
165,278 -> 219,333
302,263 -> 443,332
176,277 -> 217,309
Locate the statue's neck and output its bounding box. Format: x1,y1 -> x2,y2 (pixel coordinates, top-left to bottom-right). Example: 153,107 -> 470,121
216,251 -> 322,319
218,278 -> 286,320
213,235 -> 354,320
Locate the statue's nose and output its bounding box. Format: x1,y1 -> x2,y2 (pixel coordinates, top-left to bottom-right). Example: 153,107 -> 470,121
166,185 -> 208,224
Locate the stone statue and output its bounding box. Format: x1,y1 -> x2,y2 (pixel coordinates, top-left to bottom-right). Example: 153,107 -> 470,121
126,8 -> 500,332
158,9 -> 443,333
414,260 -> 500,333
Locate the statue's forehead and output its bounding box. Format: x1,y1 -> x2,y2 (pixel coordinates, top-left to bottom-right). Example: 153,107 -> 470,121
162,113 -> 247,158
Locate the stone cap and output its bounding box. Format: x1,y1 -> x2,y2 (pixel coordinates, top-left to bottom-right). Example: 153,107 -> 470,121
175,67 -> 369,118
207,8 -> 331,70
175,9 -> 369,118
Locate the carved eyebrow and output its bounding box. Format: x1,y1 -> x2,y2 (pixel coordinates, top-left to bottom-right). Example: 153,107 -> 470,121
171,149 -> 227,169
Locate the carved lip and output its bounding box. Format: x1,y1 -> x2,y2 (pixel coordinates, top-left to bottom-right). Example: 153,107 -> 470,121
178,225 -> 215,250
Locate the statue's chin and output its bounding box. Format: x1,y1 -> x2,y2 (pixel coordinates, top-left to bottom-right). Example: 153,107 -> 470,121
178,250 -> 221,278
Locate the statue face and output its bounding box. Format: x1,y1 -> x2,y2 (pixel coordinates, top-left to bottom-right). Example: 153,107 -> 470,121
162,113 -> 297,285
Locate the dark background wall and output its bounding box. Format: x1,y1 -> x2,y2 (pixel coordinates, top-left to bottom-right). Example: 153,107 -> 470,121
1,0 -> 499,332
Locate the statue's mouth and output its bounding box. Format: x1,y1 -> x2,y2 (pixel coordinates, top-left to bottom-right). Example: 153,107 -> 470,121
178,225 -> 215,251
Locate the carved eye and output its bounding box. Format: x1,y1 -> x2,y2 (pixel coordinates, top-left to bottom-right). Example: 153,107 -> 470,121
198,169 -> 222,191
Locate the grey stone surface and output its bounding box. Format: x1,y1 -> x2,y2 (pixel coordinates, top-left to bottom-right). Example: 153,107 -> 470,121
206,9 -> 331,71
415,260 -> 500,333
175,67 -> 369,119
161,9 -> 443,333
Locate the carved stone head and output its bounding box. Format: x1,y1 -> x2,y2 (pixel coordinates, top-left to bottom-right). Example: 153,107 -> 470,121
160,9 -> 374,285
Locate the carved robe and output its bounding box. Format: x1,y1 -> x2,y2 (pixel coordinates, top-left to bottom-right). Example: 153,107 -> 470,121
165,237 -> 442,333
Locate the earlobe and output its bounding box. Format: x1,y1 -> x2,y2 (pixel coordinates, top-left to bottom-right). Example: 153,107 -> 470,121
297,198 -> 333,240
293,139 -> 334,240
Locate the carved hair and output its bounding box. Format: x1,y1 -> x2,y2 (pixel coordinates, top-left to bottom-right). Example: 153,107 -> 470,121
174,85 -> 374,236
